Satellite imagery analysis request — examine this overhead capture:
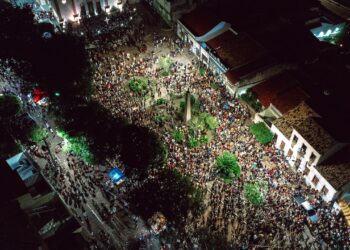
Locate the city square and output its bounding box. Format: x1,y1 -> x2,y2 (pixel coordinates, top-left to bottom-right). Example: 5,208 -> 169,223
1,0 -> 350,249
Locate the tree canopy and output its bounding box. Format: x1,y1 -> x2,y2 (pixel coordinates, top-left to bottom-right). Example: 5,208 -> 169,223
57,129 -> 93,163
30,126 -> 48,143
216,152 -> 241,182
121,124 -> 168,175
129,169 -> 204,224
0,94 -> 21,120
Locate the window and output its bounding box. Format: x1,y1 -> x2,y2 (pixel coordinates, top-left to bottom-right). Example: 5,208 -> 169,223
299,144 -> 307,156
303,166 -> 310,177
312,176 -> 319,186
287,149 -> 293,157
294,159 -> 301,169
280,141 -> 285,150
309,152 -> 316,164
321,186 -> 329,196
292,135 -> 298,146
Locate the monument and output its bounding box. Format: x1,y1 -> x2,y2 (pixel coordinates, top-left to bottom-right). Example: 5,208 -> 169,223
184,90 -> 192,123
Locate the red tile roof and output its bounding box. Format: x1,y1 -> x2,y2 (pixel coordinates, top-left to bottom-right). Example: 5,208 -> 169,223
179,8 -> 220,36
252,72 -> 309,114
207,31 -> 267,70
224,56 -> 275,85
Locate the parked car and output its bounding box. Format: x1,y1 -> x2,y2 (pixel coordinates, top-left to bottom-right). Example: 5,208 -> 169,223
293,194 -> 319,223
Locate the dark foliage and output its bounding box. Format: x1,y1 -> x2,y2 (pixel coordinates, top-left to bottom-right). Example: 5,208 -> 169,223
121,124 -> 168,175
129,169 -> 204,224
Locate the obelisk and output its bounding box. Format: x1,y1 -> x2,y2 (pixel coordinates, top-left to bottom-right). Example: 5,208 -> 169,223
184,90 -> 192,123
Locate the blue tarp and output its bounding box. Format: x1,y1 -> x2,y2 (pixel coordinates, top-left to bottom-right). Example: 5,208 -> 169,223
108,167 -> 125,183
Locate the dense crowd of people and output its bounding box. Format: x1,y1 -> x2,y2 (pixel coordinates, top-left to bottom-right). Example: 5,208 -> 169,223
1,3 -> 350,249
82,5 -> 350,249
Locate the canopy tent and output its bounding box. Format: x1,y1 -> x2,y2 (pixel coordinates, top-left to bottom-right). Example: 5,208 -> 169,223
31,89 -> 48,105
108,167 -> 125,184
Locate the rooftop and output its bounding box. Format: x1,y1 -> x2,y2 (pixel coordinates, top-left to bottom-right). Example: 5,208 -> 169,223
206,31 -> 267,70
252,72 -> 309,114
273,102 -> 337,154
179,7 -> 220,36
316,146 -> 350,190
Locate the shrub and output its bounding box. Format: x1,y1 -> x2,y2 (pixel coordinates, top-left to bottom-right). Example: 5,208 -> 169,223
244,183 -> 265,205
172,130 -> 184,143
200,135 -> 209,144
188,137 -> 199,148
129,78 -> 148,94
156,98 -> 167,105
205,115 -> 218,130
249,122 -> 274,144
199,68 -> 206,76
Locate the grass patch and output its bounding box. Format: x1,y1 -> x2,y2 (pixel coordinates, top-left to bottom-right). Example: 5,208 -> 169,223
249,122 -> 274,144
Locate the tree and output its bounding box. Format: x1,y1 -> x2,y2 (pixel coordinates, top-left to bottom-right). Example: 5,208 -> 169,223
249,122 -> 274,144
121,125 -> 167,176
0,2 -> 37,59
0,128 -> 21,160
0,95 -> 21,120
57,129 -> 93,164
30,126 -> 48,143
216,152 -> 240,181
129,169 -> 204,224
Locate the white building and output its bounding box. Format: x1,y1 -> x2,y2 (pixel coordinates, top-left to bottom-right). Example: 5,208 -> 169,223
270,101 -> 350,202
177,8 -> 277,96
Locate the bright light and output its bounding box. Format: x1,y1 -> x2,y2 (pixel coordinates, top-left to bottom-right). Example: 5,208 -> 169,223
62,0 -> 66,4
130,16 -> 133,20
133,7 -> 136,12
326,29 -> 332,36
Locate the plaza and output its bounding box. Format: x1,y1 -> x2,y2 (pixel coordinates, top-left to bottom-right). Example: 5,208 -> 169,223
1,1 -> 350,250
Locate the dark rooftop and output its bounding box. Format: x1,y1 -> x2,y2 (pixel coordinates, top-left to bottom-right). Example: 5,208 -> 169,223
252,72 -> 309,114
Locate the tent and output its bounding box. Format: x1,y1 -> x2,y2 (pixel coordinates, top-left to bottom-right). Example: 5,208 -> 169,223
107,167 -> 125,184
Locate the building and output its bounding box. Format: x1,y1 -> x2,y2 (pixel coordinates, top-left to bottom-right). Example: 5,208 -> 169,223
320,0 -> 350,21
177,7 -> 281,96
149,0 -> 207,27
10,0 -> 127,26
270,101 -> 349,203
252,72 -> 309,126
1,153 -> 89,249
